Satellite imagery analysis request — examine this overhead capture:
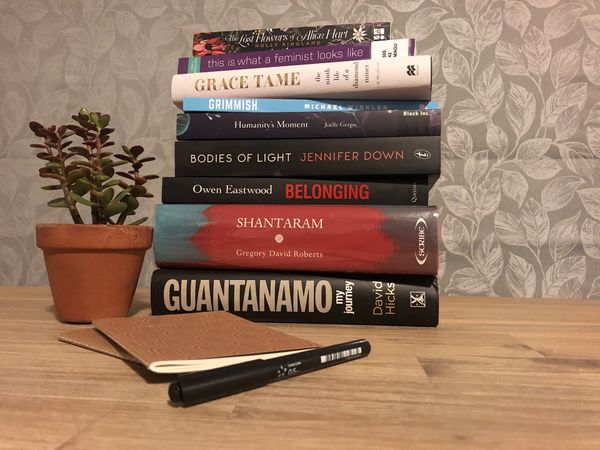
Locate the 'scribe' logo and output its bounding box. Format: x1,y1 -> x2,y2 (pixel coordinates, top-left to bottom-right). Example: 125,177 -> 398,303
406,65 -> 418,76
410,291 -> 426,308
415,217 -> 428,265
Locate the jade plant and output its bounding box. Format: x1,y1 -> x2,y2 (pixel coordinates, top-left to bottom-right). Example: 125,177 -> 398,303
29,108 -> 157,225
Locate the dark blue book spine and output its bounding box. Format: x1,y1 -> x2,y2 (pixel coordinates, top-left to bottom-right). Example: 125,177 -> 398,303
176,110 -> 441,140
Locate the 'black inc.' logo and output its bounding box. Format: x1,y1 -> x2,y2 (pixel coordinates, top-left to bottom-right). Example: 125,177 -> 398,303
406,65 -> 418,76
410,291 -> 426,308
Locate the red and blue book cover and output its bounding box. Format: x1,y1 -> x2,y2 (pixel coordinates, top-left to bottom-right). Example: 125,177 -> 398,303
153,204 -> 438,276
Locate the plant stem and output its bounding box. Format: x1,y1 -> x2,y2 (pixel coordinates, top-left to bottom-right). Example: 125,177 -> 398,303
52,138 -> 83,224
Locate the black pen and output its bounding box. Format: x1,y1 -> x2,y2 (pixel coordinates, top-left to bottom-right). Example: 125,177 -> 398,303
168,339 -> 371,406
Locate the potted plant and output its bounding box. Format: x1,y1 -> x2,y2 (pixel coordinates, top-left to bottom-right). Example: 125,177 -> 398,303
30,108 -> 157,323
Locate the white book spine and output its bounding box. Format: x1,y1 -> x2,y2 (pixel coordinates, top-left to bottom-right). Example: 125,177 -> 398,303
171,55 -> 431,106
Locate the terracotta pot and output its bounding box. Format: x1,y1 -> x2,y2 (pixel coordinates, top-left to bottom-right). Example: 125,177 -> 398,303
36,224 -> 153,323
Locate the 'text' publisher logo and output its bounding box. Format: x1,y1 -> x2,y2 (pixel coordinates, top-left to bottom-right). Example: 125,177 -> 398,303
410,291 -> 426,308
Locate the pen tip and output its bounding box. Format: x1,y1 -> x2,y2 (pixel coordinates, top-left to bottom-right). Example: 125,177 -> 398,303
169,382 -> 182,404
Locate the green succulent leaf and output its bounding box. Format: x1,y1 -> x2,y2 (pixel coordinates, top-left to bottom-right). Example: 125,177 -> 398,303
122,145 -> 132,156
41,184 -> 62,190
113,188 -> 131,203
102,166 -> 115,178
48,197 -> 68,208
45,162 -> 61,169
102,179 -> 122,188
66,168 -> 87,183
69,192 -> 98,206
123,194 -> 139,211
89,112 -> 100,128
72,180 -> 91,196
129,217 -> 148,226
130,185 -> 147,196
102,200 -> 127,217
116,171 -> 135,180
130,145 -> 144,158
99,187 -> 114,203
98,114 -> 110,128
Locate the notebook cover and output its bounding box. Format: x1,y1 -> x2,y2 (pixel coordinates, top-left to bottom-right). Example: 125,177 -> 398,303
93,311 -> 318,370
58,327 -> 140,364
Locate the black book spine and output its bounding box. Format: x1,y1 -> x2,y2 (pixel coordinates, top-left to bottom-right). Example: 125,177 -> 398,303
176,110 -> 441,140
174,136 -> 440,177
150,269 -> 439,327
161,177 -> 429,205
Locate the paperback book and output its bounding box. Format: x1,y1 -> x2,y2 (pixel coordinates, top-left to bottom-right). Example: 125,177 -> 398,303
171,56 -> 432,106
151,269 -> 439,327
153,204 -> 439,275
180,38 -> 415,73
174,136 -> 441,177
161,176 -> 429,205
193,22 -> 391,56
182,98 -> 439,113
176,109 -> 441,140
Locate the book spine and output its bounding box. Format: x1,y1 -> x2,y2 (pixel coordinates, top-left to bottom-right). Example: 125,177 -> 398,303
153,204 -> 439,276
174,136 -> 440,177
150,269 -> 439,327
193,22 -> 392,56
182,98 -> 440,113
171,56 -> 432,106
176,109 -> 441,140
161,177 -> 429,205
179,39 -> 415,74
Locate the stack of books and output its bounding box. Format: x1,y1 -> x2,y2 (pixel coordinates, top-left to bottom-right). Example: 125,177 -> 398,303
151,22 -> 441,327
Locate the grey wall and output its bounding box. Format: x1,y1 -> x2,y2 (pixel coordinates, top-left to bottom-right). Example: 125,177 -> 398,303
0,0 -> 599,298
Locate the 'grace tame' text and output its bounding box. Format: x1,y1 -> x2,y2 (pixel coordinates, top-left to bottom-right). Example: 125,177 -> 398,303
195,72 -> 300,92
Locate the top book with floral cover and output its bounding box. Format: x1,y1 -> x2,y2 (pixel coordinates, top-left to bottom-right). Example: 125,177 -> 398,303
193,22 -> 391,56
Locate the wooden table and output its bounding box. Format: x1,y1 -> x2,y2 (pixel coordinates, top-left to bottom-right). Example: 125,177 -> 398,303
1,287 -> 599,449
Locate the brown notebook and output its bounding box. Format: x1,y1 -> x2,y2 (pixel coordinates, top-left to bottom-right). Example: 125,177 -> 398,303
58,311 -> 318,374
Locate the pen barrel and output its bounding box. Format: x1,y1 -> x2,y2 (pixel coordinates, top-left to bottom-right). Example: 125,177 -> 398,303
174,359 -> 273,405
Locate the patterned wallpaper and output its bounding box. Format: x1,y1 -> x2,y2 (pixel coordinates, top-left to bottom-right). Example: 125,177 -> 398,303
0,0 -> 598,298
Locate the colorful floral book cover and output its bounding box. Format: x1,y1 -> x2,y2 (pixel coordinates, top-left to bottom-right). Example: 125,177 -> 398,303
192,22 -> 391,56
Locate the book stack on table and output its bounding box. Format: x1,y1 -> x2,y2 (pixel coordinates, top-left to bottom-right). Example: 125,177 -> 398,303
152,22 -> 441,326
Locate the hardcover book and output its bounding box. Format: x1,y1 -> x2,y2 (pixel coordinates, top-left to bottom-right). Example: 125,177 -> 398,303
161,176 -> 429,205
192,22 -> 391,56
151,269 -> 439,327
153,204 -> 439,275
180,38 -> 415,73
182,98 -> 439,113
174,136 -> 441,177
176,109 -> 441,140
171,56 -> 432,106
58,312 -> 318,374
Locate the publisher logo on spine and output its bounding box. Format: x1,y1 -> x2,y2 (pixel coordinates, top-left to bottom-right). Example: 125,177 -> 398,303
415,217 -> 428,265
410,291 -> 426,308
414,149 -> 431,160
406,65 -> 418,76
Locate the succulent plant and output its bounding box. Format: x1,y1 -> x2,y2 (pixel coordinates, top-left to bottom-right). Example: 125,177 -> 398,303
29,108 -> 157,225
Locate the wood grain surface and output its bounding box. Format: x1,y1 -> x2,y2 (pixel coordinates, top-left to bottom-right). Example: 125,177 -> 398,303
1,286 -> 599,449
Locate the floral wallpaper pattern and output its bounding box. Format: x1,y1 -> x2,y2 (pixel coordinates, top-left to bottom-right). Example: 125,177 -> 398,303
0,0 -> 598,298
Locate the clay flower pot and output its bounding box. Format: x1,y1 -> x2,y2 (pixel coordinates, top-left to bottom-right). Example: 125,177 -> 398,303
36,224 -> 153,323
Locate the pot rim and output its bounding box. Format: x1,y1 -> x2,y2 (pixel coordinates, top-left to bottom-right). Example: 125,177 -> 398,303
36,223 -> 153,251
